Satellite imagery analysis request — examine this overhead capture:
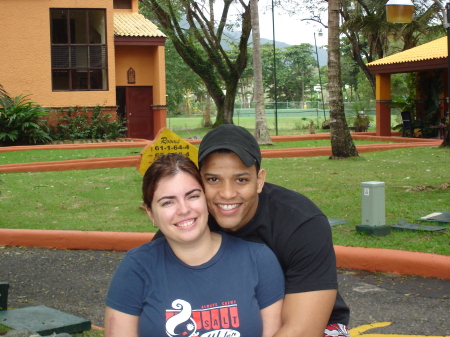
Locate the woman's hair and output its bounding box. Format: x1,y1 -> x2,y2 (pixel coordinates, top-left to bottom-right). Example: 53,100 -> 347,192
142,153 -> 203,208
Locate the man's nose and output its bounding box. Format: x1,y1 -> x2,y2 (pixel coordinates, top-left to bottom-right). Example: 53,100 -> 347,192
219,180 -> 237,199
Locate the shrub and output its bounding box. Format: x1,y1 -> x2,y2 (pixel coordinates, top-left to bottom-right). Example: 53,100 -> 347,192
45,105 -> 127,141
0,90 -> 51,146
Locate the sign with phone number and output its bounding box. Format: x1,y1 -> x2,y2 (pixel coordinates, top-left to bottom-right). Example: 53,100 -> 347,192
137,128 -> 199,175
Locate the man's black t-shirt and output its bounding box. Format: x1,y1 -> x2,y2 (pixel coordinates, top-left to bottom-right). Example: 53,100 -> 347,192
154,182 -> 350,325
207,182 -> 350,325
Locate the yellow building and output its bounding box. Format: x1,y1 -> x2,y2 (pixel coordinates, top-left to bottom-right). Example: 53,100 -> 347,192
0,0 -> 167,140
368,37 -> 447,137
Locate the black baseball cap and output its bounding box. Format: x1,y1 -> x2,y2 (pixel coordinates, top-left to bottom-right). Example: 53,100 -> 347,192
198,125 -> 262,167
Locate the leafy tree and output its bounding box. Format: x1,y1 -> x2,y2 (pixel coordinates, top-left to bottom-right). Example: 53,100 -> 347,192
139,0 -> 252,126
260,43 -> 316,103
340,37 -> 362,102
283,44 -> 316,102
261,43 -> 283,101
165,40 -> 204,115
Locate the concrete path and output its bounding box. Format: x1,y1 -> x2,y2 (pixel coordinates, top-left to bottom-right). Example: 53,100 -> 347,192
1,246 -> 448,335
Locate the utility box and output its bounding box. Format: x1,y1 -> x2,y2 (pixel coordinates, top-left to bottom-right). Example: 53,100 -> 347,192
0,282 -> 9,311
356,181 -> 391,236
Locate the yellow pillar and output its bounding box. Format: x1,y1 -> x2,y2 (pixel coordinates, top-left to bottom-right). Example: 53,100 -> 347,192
375,74 -> 392,136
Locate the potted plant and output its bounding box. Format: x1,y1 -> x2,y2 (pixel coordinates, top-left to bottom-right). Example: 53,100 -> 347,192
353,111 -> 371,132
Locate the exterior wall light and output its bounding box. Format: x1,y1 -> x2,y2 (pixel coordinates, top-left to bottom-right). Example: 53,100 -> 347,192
386,0 -> 414,23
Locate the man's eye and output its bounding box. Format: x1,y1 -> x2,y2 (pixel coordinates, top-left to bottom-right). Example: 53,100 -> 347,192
237,178 -> 248,183
207,177 -> 219,182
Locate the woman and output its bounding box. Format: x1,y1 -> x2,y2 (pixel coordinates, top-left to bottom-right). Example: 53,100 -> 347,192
105,153 -> 284,337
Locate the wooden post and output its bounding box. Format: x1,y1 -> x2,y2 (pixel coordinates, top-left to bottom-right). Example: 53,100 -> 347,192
375,73 -> 392,136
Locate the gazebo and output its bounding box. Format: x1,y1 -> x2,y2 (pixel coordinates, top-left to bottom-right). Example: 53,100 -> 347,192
368,37 -> 448,137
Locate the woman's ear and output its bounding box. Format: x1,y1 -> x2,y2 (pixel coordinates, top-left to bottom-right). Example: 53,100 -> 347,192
143,204 -> 155,224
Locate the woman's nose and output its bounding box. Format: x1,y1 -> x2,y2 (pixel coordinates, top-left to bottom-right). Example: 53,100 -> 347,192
177,200 -> 190,215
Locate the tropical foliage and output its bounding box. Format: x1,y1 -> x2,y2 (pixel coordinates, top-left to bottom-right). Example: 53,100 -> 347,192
45,105 -> 127,141
261,43 -> 317,103
0,87 -> 51,146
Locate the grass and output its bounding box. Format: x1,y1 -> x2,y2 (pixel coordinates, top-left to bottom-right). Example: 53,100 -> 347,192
166,115 -> 401,135
1,144 -> 449,255
0,147 -> 144,165
0,140 -> 390,165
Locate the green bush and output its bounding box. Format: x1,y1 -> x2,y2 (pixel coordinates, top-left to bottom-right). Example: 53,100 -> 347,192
0,91 -> 51,146
46,105 -> 127,141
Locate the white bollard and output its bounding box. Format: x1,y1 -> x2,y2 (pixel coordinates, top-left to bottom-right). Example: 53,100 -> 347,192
356,181 -> 391,236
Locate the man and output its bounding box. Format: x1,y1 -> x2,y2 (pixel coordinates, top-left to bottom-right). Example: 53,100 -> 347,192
197,124 -> 350,337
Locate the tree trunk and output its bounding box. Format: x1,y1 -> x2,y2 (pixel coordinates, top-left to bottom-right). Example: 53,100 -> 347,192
140,0 -> 251,128
203,92 -> 212,127
328,0 -> 358,159
250,0 -> 272,144
440,120 -> 450,147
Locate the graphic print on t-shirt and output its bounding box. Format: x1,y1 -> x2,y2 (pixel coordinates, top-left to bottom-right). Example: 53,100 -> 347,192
165,299 -> 241,337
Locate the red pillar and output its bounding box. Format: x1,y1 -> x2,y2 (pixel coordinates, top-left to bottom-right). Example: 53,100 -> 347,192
152,105 -> 167,140
375,73 -> 392,136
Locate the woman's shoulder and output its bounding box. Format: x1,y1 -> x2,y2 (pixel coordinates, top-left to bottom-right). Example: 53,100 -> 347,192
126,236 -> 167,260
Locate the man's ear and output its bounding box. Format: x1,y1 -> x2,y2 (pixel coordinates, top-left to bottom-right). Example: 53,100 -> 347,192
256,168 -> 266,194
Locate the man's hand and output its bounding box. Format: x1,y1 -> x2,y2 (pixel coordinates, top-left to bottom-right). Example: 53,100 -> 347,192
273,289 -> 337,337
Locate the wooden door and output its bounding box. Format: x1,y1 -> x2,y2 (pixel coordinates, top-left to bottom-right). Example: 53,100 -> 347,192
125,86 -> 154,139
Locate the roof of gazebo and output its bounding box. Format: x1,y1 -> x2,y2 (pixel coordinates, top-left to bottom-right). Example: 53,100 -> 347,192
368,37 -> 448,74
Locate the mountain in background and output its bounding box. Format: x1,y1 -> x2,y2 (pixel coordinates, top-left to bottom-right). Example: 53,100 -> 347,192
220,30 -> 328,67
259,37 -> 327,67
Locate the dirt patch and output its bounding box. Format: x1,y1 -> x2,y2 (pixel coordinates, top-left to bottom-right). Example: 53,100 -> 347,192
406,183 -> 450,192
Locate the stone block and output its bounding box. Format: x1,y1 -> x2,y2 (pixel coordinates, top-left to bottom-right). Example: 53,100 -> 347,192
0,282 -> 9,311
0,305 -> 91,335
356,224 -> 391,237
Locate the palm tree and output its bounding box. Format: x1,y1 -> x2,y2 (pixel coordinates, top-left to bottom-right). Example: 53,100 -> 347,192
328,0 -> 358,158
250,0 -> 272,144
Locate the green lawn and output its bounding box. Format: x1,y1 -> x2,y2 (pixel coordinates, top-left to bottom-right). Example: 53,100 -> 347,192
1,145 -> 449,255
1,140 -> 389,165
166,115 -> 401,135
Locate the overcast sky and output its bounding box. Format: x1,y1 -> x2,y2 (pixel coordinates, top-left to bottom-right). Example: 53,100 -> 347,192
215,1 -> 328,47
257,6 -> 328,47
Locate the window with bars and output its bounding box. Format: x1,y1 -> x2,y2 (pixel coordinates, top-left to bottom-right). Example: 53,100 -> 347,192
50,8 -> 108,91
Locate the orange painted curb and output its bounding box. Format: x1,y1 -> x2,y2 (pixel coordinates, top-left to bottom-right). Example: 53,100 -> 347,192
0,229 -> 448,280
0,229 -> 154,251
334,245 -> 450,280
0,139 -> 151,153
0,156 -> 140,173
1,136 -> 442,173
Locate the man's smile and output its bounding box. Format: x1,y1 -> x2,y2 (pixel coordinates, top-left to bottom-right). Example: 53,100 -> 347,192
217,203 -> 240,211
